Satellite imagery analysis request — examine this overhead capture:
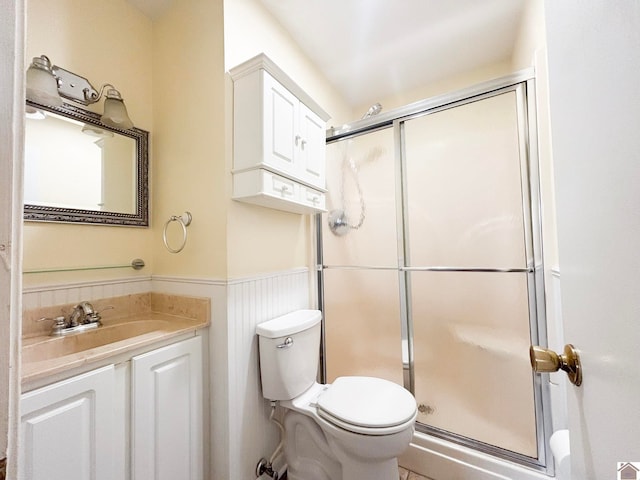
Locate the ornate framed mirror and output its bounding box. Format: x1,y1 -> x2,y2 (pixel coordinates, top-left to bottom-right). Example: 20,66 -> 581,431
24,99 -> 149,226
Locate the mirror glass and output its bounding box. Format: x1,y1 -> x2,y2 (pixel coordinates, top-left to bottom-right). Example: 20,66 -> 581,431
24,100 -> 149,226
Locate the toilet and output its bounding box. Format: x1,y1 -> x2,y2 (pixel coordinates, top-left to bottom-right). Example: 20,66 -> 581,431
256,309 -> 417,480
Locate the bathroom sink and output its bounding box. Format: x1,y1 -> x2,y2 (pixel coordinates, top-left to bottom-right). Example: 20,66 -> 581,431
22,320 -> 172,364
21,292 -> 210,385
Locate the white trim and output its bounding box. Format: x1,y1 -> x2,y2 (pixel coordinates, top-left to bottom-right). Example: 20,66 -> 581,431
226,267 -> 309,285
21,268 -> 310,296
22,275 -> 152,294
400,433 -> 550,480
152,268 -> 309,286
151,275 -> 227,286
1,0 -> 24,475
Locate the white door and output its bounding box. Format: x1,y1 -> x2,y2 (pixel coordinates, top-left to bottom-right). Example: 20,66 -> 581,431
545,2 -> 640,479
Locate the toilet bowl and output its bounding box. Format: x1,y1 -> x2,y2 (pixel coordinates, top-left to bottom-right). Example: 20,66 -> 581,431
256,310 -> 417,480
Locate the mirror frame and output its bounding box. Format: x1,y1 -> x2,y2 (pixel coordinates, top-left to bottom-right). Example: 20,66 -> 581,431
24,99 -> 149,226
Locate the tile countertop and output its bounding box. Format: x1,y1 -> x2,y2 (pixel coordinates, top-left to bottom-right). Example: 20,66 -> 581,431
21,292 -> 210,386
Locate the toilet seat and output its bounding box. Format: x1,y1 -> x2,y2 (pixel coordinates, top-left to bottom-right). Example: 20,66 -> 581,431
316,376 -> 417,436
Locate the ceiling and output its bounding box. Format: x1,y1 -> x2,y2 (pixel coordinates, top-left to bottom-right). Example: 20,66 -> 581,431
127,0 -> 528,109
258,0 -> 527,108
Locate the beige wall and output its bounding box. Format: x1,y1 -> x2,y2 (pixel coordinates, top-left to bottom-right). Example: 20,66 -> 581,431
21,1 -> 550,284
223,0 -> 352,278
23,0 -> 154,286
24,0 -> 350,284
511,0 -> 547,71
511,1 -> 560,270
24,0 -> 227,283
151,0 -> 226,279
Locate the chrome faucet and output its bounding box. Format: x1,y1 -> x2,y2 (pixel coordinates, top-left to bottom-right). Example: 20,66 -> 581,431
70,301 -> 101,326
38,301 -> 113,336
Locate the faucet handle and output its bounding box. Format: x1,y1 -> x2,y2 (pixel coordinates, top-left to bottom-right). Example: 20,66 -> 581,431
92,305 -> 114,323
96,305 -> 114,315
37,316 -> 66,325
37,316 -> 67,335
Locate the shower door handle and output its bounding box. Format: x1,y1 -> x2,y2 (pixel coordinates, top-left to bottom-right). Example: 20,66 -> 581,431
529,344 -> 582,386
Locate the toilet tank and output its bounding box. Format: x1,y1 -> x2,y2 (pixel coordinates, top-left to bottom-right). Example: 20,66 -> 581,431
256,309 -> 322,401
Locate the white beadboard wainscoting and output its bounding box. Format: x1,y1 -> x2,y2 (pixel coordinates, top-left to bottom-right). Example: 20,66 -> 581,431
23,268 -> 311,480
22,276 -> 153,310
226,268 -> 310,479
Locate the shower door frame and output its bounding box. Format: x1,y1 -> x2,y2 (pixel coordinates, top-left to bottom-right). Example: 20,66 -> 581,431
316,69 -> 553,474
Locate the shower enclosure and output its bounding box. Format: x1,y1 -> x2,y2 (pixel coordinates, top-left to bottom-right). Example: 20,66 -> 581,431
317,72 -> 551,472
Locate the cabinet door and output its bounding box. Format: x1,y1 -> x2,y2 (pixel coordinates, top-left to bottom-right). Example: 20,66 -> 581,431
20,365 -> 116,480
263,72 -> 299,175
131,336 -> 203,480
298,103 -> 326,188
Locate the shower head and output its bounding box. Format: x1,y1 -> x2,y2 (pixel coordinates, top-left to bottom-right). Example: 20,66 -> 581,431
361,102 -> 382,119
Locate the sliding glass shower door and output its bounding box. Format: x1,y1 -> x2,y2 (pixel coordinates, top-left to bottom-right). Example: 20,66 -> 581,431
403,91 -> 537,457
319,79 -> 548,469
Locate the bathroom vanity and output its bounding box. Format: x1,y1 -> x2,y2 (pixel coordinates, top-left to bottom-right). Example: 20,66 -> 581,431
19,293 -> 209,480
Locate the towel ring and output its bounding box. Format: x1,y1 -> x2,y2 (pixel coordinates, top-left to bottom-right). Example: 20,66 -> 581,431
163,211 -> 192,254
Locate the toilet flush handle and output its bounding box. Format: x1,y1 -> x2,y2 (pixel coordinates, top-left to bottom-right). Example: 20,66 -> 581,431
277,337 -> 294,349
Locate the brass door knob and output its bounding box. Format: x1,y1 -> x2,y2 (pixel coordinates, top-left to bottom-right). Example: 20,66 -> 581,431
529,344 -> 582,386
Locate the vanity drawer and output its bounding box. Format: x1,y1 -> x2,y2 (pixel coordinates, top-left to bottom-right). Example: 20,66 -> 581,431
299,185 -> 326,211
268,172 -> 297,200
232,168 -> 326,214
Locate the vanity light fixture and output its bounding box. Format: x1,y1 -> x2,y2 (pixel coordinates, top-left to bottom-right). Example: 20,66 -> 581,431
25,54 -> 134,129
81,124 -> 114,138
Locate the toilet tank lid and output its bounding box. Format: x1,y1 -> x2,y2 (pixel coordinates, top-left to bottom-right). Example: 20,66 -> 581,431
256,309 -> 322,338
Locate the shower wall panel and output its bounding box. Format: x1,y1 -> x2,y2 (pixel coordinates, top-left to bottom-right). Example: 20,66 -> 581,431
323,127 -> 403,385
324,268 -> 403,385
410,271 -> 537,457
323,129 -> 397,267
404,93 -> 526,269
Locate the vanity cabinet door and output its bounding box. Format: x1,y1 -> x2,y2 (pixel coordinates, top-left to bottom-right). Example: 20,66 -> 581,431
263,72 -> 299,175
297,102 -> 326,189
263,73 -> 326,189
20,365 -> 116,480
131,336 -> 203,480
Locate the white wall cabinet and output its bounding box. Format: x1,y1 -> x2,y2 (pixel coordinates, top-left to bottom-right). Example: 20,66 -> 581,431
20,336 -> 203,480
20,365 -> 117,480
231,53 -> 330,214
131,336 -> 203,480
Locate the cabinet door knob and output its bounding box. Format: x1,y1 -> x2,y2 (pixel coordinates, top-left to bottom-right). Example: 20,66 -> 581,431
294,135 -> 301,146
301,139 -> 307,149
279,185 -> 291,196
